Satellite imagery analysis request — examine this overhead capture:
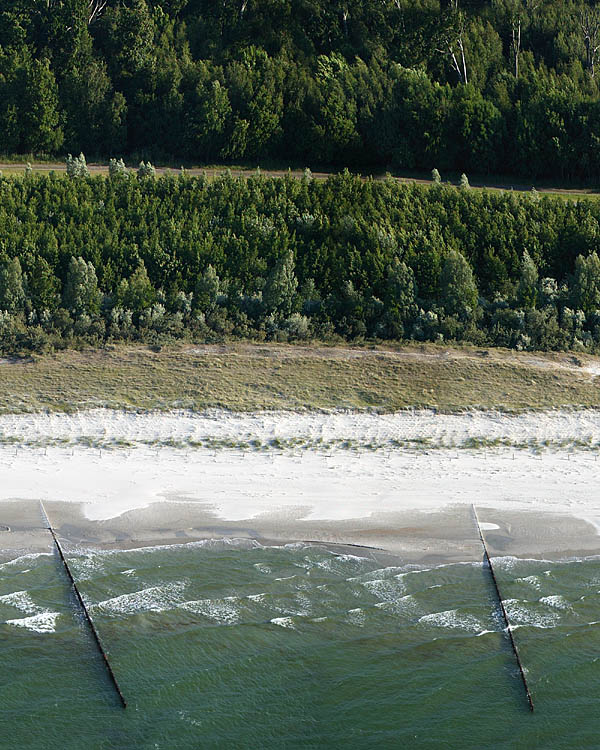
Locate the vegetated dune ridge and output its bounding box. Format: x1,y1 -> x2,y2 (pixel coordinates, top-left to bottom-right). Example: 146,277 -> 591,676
1,408 -> 600,529
1,342 -> 600,414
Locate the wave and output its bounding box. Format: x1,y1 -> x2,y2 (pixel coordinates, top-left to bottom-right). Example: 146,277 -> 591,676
516,575 -> 542,591
361,578 -> 407,601
539,595 -> 572,611
345,608 -> 367,627
178,597 -> 242,625
93,580 -> 188,616
66,537 -> 265,563
418,609 -> 485,633
0,552 -> 51,571
270,616 -> 295,629
0,590 -> 41,615
6,612 -> 60,633
503,599 -> 561,629
374,594 -> 421,617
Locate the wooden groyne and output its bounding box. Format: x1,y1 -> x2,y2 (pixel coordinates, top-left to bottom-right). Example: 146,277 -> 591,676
472,505 -> 534,712
40,501 -> 127,709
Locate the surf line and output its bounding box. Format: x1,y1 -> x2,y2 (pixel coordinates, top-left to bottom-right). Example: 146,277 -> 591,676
472,505 -> 534,712
39,500 -> 127,709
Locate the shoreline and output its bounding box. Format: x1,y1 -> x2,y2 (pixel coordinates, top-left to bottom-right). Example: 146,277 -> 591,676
2,501 -> 599,566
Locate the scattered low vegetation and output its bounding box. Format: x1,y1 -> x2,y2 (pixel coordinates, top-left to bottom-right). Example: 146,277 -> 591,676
3,428 -> 600,454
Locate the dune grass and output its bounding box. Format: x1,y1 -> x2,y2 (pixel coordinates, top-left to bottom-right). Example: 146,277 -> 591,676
0,342 -> 598,414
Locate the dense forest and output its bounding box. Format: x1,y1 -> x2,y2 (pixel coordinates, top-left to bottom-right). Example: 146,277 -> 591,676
1,1 -> 600,180
1,170 -> 600,353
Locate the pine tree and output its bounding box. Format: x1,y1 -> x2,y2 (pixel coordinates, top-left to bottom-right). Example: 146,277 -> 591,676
386,258 -> 417,320
573,251 -> 600,315
66,153 -> 90,178
195,265 -> 220,313
62,256 -> 100,317
263,250 -> 298,317
29,257 -> 59,312
137,161 -> 156,178
0,256 -> 25,313
124,261 -> 155,312
440,250 -> 478,319
517,251 -> 539,309
19,59 -> 63,153
108,158 -> 129,178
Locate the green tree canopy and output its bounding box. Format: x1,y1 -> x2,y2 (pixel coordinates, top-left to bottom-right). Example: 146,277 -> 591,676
62,256 -> 101,317
573,251 -> 600,315
440,249 -> 479,319
517,250 -> 539,309
263,249 -> 298,317
0,256 -> 25,314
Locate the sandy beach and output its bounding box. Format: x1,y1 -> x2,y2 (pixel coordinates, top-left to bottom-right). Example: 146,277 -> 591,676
1,408 -> 599,561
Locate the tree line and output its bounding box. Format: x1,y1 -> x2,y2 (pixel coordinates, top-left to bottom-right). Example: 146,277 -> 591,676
1,169 -> 600,353
2,0 -> 600,180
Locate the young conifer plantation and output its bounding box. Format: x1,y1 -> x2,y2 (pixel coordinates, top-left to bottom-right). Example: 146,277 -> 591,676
0,169 -> 600,354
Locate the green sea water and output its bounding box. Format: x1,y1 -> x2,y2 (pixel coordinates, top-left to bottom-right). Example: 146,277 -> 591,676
2,540 -> 600,749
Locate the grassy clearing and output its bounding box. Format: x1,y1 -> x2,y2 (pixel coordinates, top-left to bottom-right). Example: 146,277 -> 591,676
0,342 -> 599,414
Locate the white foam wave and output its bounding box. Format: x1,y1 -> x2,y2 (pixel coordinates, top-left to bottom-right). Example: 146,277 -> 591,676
0,590 -> 41,615
179,597 -> 241,624
0,552 -> 51,570
72,537 -> 263,561
68,554 -> 106,580
375,594 -> 421,616
246,593 -> 266,603
346,608 -> 366,627
517,575 -> 542,591
6,612 -> 60,633
94,580 -> 187,616
504,599 -> 561,628
315,554 -> 369,575
270,616 -> 295,629
418,609 -> 483,632
539,595 -> 572,611
253,563 -> 272,575
294,592 -> 312,615
362,578 -> 407,601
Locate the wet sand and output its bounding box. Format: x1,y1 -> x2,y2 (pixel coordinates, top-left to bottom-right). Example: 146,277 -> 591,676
2,498 -> 598,567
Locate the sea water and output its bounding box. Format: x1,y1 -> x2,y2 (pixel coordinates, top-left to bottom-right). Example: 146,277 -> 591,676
2,541 -> 600,749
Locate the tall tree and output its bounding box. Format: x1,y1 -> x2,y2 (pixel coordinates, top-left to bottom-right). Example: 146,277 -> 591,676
62,256 -> 101,317
573,251 -> 600,314
517,250 -> 539,308
263,249 -> 298,317
440,249 -> 479,319
0,256 -> 25,314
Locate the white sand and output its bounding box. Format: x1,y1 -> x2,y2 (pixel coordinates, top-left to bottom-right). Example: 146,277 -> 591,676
0,409 -> 599,527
